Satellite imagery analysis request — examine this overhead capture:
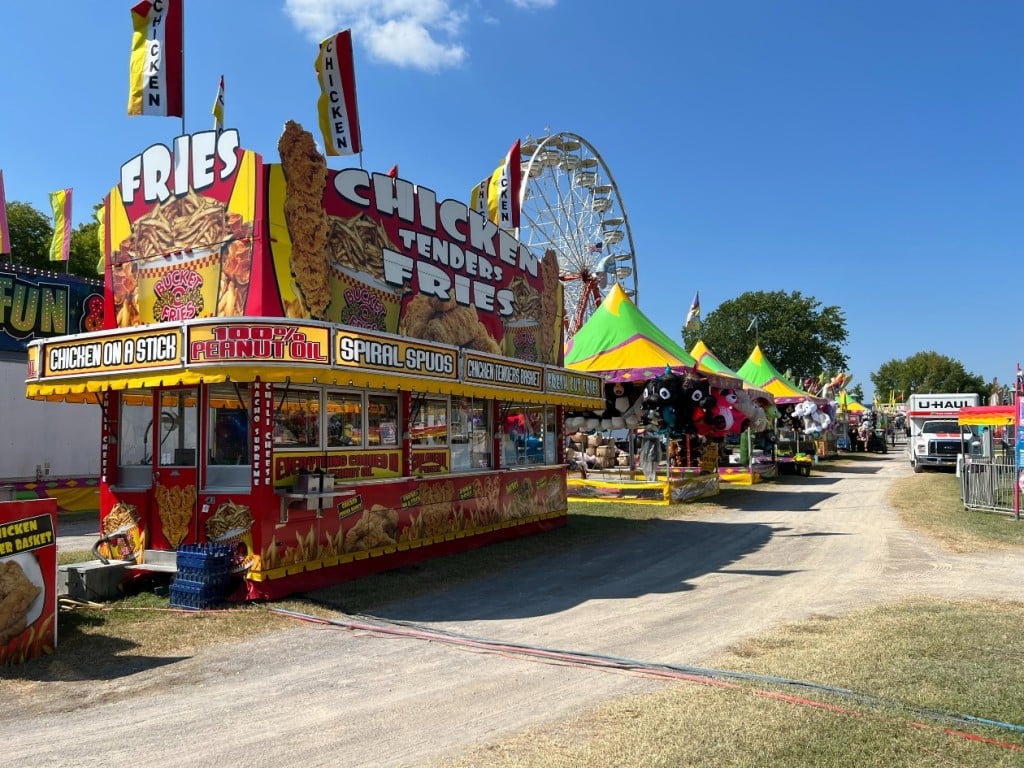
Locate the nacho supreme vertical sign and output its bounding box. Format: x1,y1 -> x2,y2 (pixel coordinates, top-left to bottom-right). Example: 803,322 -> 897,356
104,129 -> 263,329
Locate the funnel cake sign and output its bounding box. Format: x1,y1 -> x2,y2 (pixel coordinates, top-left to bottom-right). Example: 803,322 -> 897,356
104,129 -> 261,328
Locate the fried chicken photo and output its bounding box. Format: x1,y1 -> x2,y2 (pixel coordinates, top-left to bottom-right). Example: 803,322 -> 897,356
0,559 -> 42,644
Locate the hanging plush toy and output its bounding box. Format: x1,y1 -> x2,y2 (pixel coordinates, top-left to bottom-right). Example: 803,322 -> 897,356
598,381 -> 636,429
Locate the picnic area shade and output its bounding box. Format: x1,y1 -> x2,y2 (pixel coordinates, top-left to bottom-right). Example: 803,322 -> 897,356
564,284 -> 739,385
690,340 -> 773,401
735,345 -> 822,405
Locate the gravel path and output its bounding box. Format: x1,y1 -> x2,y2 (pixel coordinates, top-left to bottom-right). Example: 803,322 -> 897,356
5,453 -> 1022,767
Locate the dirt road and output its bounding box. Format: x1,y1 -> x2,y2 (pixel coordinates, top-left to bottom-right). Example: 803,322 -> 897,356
6,453 -> 1022,767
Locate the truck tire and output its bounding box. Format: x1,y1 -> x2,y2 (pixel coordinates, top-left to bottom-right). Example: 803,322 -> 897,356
913,462 -> 922,473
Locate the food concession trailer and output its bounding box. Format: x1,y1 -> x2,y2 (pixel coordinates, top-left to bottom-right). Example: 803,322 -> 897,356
25,125 -> 604,601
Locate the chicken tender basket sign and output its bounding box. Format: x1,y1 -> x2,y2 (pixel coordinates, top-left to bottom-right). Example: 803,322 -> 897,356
0,499 -> 57,665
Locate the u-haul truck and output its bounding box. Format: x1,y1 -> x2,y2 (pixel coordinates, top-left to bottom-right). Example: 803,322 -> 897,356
906,392 -> 980,472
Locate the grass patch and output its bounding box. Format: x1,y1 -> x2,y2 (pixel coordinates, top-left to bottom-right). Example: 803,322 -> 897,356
888,472 -> 1024,552
447,599 -> 1024,768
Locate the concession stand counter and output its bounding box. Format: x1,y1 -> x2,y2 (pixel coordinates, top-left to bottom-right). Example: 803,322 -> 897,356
25,125 -> 604,600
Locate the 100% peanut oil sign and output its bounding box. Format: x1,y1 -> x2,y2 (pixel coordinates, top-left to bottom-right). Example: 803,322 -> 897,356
188,323 -> 330,364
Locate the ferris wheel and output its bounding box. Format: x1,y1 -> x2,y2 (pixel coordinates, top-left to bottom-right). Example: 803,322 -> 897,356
518,131 -> 639,339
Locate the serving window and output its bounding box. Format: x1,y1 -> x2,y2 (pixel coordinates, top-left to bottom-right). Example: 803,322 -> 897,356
274,386 -> 321,448
327,390 -> 362,447
368,394 -> 399,447
411,397 -> 449,446
452,396 -> 492,471
118,389 -> 154,487
207,383 -> 250,488
501,403 -> 556,466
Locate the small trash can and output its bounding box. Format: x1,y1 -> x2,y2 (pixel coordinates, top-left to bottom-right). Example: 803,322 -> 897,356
0,485 -> 15,502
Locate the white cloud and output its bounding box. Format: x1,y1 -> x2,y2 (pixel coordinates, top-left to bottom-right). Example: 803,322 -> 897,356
283,0 -> 554,72
283,0 -> 468,72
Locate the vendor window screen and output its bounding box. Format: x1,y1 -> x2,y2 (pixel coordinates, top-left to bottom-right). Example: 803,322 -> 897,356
452,397 -> 492,471
208,384 -> 250,465
159,388 -> 199,466
327,391 -> 362,447
501,404 -> 551,465
411,397 -> 448,446
119,389 -> 154,466
368,394 -> 399,447
274,387 -> 321,448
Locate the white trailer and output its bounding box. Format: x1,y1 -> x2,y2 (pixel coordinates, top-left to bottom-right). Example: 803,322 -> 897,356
906,392 -> 980,473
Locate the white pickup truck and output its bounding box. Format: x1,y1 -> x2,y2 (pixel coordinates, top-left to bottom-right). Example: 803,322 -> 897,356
906,392 -> 979,472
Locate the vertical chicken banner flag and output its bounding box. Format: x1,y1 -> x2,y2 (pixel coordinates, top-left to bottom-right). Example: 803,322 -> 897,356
212,75 -> 225,132
49,189 -> 72,262
469,140 -> 522,230
127,0 -> 184,117
0,170 -> 10,255
684,291 -> 701,332
316,30 -> 363,156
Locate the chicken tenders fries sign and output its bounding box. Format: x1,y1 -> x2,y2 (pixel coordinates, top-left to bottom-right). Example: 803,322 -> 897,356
0,499 -> 57,665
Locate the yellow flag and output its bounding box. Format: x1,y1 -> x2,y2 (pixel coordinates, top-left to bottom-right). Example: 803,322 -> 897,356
49,189 -> 72,262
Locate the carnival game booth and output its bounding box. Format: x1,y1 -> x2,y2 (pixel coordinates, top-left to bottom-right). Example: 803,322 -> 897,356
834,395 -> 867,451
736,346 -> 833,474
562,285 -> 739,504
690,340 -> 778,485
25,125 -> 605,601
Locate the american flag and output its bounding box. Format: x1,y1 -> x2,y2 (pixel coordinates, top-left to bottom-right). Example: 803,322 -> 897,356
589,241 -> 603,254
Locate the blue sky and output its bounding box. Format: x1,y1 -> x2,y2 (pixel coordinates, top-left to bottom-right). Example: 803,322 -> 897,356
2,1 -> 1020,401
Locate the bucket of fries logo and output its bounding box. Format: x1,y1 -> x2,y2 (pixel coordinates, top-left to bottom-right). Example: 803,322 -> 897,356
155,484 -> 196,549
502,322 -> 540,363
98,501 -> 146,563
114,191 -> 251,326
325,214 -> 403,333
205,501 -> 255,573
139,251 -> 221,323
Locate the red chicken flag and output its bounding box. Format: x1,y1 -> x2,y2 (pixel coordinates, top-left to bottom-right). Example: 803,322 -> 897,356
127,0 -> 184,117
316,29 -> 363,156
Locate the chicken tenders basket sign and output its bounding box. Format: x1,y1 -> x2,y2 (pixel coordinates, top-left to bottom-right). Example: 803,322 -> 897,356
0,499 -> 57,664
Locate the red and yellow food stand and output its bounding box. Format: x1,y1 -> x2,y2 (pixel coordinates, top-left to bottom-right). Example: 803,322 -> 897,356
25,126 -> 604,601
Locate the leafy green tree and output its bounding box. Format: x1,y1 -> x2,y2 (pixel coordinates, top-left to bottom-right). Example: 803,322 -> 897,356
682,290 -> 848,384
5,199 -> 102,279
847,384 -> 865,404
69,220 -> 102,279
5,201 -> 51,268
871,352 -> 985,398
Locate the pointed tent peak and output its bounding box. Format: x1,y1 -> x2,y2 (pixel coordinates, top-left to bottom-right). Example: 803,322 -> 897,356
599,283 -> 631,317
735,345 -> 820,405
564,283 -> 746,383
691,340 -> 774,402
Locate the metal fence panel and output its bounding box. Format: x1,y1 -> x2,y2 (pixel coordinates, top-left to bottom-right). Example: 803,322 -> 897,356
960,458 -> 1017,515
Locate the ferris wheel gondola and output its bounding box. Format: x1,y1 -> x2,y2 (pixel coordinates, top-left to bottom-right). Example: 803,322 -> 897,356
517,131 -> 639,339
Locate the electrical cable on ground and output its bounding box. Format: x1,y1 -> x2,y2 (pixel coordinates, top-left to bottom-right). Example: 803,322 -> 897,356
270,606 -> 1024,752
